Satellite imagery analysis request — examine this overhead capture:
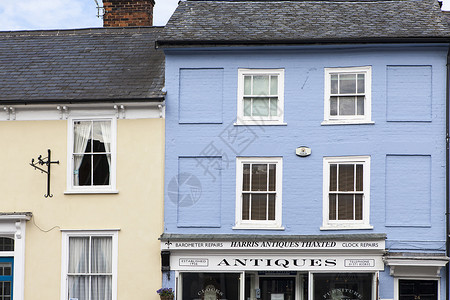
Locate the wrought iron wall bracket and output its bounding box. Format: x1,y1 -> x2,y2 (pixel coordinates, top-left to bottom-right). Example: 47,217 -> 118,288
29,149 -> 59,198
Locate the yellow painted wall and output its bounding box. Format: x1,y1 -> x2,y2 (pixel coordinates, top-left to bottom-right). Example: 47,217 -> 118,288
0,118 -> 164,300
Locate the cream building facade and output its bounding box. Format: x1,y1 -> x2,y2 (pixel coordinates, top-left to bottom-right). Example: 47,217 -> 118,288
0,25 -> 165,300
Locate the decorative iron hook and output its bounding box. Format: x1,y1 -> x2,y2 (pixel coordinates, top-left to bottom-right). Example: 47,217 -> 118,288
29,149 -> 59,198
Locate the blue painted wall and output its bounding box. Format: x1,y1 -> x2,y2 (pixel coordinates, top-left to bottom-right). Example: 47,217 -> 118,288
164,45 -> 447,297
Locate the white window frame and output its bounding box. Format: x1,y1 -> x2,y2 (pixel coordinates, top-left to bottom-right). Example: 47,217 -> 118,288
322,156 -> 372,230
66,116 -> 117,194
236,69 -> 285,125
234,157 -> 283,230
323,66 -> 373,125
60,230 -> 118,300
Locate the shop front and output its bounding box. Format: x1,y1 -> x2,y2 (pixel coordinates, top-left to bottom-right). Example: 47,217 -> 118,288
160,234 -> 386,300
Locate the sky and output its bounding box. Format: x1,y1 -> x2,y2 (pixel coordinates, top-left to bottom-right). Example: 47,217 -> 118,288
0,0 -> 180,31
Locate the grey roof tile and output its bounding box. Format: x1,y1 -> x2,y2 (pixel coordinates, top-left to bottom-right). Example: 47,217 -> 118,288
0,27 -> 165,103
159,0 -> 450,46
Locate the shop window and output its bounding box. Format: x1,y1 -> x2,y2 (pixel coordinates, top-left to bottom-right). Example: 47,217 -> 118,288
67,117 -> 117,193
235,157 -> 283,229
314,273 -> 373,300
322,156 -> 372,230
237,69 -> 285,125
323,66 -> 372,125
181,273 -> 240,300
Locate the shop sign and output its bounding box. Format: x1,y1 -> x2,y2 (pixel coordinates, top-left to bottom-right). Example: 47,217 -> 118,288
172,255 -> 384,271
162,240 -> 385,251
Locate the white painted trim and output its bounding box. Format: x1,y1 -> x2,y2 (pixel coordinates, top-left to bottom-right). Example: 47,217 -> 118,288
234,157 -> 283,230
236,69 -> 285,125
66,116 -> 117,193
322,156 -> 371,230
323,66 -> 372,124
0,217 -> 29,300
0,102 -> 164,121
60,230 -> 119,300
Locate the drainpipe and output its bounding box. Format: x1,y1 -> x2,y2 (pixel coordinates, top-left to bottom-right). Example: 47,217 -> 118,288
446,46 -> 449,300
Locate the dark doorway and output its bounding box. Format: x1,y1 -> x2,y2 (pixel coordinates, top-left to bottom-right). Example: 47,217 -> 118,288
260,277 -> 295,300
399,280 -> 438,300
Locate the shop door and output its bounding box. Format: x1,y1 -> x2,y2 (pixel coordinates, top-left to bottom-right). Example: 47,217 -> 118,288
399,280 -> 437,300
0,258 -> 13,300
260,277 -> 295,300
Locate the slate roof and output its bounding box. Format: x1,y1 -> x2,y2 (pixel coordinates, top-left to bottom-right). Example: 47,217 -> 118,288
0,27 -> 165,104
158,0 -> 450,46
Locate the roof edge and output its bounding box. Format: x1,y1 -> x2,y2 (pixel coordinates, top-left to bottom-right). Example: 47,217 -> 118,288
0,97 -> 165,105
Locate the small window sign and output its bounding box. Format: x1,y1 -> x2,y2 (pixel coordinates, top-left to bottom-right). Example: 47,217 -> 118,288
296,146 -> 311,157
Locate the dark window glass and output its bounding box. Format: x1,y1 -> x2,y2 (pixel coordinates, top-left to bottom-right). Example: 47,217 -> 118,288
0,238 -> 13,252
314,273 -> 373,300
181,273 -> 240,300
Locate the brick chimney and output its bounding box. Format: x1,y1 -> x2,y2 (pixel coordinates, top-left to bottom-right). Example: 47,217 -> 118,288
103,0 -> 155,27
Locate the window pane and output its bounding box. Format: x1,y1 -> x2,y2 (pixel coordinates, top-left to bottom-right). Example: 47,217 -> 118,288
251,164 -> 268,191
74,121 -> 92,153
329,164 -> 337,191
357,96 -> 365,115
68,276 -> 89,300
253,75 -> 270,95
339,96 -> 356,115
357,73 -> 365,93
69,237 -> 89,273
339,74 -> 356,94
268,194 -> 276,220
314,273 -> 373,300
356,164 -> 363,191
355,194 -> 363,220
0,238 -> 14,251
252,98 -> 270,116
243,164 -> 250,191
331,74 -> 338,94
329,194 -> 337,220
3,282 -> 10,296
269,98 -> 278,117
268,164 -> 276,191
244,76 -> 252,95
181,273 -> 241,300
75,154 -> 91,186
91,237 -> 112,273
330,97 -> 338,116
92,276 -> 112,300
242,194 -> 250,220
244,98 -> 252,116
93,154 -> 111,186
251,194 -> 267,220
339,164 -> 354,191
270,75 -> 278,95
93,121 -> 111,154
338,194 -> 354,220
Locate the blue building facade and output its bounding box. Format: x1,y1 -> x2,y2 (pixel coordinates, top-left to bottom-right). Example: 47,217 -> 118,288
158,1 -> 450,300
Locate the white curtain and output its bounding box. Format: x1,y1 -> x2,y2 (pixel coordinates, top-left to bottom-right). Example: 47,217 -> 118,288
91,237 -> 112,300
68,237 -> 89,300
73,122 -> 92,186
99,122 -> 112,185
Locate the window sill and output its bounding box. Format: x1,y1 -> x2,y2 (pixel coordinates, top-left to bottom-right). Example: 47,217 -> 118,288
321,120 -> 375,126
320,224 -> 373,231
64,189 -> 119,195
233,225 -> 285,230
234,122 -> 287,126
